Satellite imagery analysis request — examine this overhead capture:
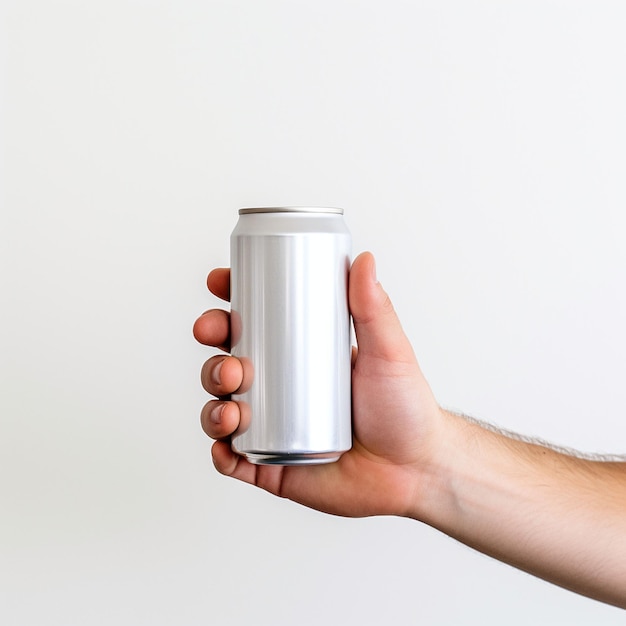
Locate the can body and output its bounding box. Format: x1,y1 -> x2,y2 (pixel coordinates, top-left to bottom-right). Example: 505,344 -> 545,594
230,207 -> 352,465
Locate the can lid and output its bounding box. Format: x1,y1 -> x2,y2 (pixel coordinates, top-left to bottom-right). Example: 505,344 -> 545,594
239,207 -> 344,215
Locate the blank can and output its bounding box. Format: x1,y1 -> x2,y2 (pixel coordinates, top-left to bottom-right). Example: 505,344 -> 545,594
230,207 -> 352,465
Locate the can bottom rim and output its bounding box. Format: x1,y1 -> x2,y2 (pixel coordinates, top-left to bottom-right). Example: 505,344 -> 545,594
241,450 -> 347,466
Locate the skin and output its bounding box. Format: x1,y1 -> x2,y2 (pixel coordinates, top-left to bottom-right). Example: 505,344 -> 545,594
193,252 -> 626,608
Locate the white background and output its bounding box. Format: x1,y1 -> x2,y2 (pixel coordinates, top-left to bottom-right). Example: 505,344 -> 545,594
2,1 -> 626,624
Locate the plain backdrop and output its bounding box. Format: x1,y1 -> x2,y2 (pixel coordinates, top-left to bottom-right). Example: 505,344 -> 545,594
2,1 -> 626,624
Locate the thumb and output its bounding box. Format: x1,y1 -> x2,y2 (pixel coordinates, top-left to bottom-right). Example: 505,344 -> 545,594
349,252 -> 417,364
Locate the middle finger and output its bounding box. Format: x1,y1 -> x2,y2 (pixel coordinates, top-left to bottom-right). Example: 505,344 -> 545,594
201,355 -> 244,397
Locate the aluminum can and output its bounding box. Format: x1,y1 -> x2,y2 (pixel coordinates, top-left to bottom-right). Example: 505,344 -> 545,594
230,207 -> 352,465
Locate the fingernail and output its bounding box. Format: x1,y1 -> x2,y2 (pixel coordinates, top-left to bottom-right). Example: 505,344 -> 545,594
210,403 -> 224,425
212,359 -> 224,385
371,256 -> 379,284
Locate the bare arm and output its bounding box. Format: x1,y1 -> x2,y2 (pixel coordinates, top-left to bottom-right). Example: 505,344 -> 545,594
194,252 -> 626,608
416,411 -> 626,607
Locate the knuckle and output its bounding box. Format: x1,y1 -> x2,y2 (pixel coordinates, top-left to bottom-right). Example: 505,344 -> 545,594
381,291 -> 395,314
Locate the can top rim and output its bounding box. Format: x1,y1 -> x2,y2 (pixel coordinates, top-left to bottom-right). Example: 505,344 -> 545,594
239,207 -> 344,215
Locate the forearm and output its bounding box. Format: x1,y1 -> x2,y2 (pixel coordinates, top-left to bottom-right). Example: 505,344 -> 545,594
415,410 -> 626,608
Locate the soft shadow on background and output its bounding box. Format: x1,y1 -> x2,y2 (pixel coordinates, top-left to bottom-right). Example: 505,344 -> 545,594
2,1 -> 625,624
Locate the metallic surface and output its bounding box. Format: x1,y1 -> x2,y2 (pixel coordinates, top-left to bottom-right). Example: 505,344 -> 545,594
230,208 -> 352,465
239,207 -> 344,215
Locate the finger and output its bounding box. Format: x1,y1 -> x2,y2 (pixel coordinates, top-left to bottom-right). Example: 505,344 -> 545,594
193,309 -> 231,351
200,400 -> 241,440
207,268 -> 230,302
201,355 -> 244,396
211,440 -> 260,485
211,441 -> 326,503
349,252 -> 416,364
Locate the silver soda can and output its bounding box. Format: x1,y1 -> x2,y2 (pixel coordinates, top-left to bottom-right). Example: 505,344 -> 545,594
230,207 -> 352,465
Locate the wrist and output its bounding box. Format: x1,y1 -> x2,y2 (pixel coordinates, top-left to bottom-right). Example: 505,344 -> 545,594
402,408 -> 471,524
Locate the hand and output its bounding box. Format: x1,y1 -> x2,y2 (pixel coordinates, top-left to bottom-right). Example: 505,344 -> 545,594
193,252 -> 444,518
194,253 -> 626,607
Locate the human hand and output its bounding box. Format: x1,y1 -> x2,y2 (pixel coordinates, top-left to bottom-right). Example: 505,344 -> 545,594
193,251 -> 626,606
193,252 -> 444,518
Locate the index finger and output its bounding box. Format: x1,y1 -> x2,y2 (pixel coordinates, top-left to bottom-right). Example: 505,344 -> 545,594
208,268 -> 230,302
